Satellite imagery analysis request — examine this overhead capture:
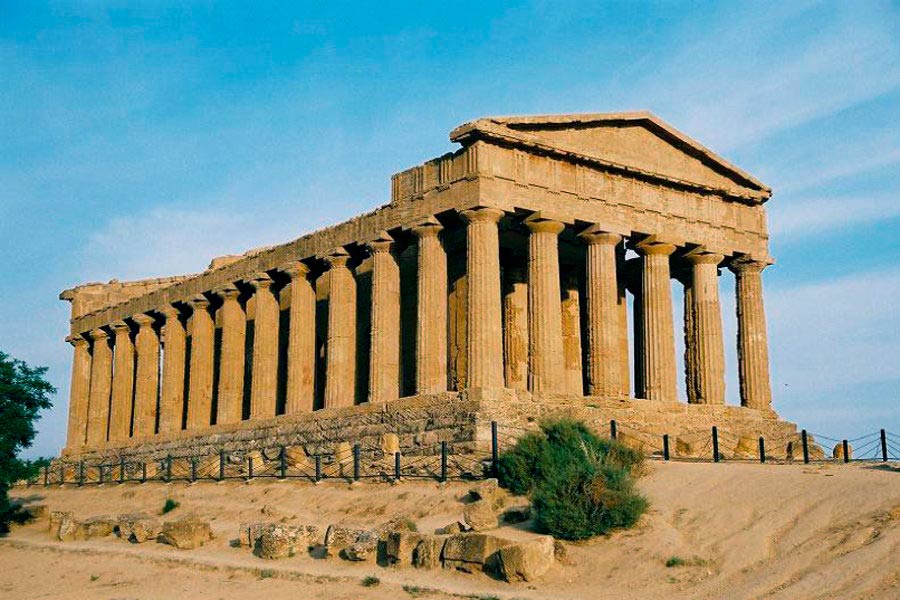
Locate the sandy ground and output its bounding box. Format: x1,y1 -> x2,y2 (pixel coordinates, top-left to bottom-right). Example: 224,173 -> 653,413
3,461 -> 899,600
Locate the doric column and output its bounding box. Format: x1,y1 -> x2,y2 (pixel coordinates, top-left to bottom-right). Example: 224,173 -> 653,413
65,334 -> 91,449
187,295 -> 214,429
616,244 -> 631,396
412,220 -> 448,394
624,259 -> 644,398
561,272 -> 583,394
686,252 -> 726,404
86,328 -> 112,446
368,233 -> 401,403
461,207 -> 505,389
281,263 -> 316,414
324,249 -> 357,408
502,266 -> 528,390
213,284 -> 245,424
525,216 -> 565,392
580,228 -> 623,396
248,273 -> 279,419
635,240 -> 678,402
132,314 -> 159,438
158,305 -> 185,434
108,321 -> 134,441
676,269 -> 698,404
729,258 -> 773,410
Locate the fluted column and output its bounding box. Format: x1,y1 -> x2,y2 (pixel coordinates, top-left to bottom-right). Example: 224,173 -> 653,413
412,220 -> 448,394
324,249 -> 357,408
524,216 -> 565,392
213,284 -> 245,424
282,263 -> 316,414
624,259 -> 644,398
368,233 -> 401,403
132,314 -> 159,438
187,295 -> 214,429
729,258 -> 773,410
687,253 -> 726,404
502,266 -> 528,390
635,240 -> 678,402
158,305 -> 185,434
249,273 -> 279,419
108,321 -> 134,441
461,207 -> 505,389
616,244 -> 631,396
65,334 -> 91,448
580,228 -> 623,396
677,269 -> 698,404
86,328 -> 112,446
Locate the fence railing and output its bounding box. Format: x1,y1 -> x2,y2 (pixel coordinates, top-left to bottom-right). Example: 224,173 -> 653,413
24,422 -> 900,488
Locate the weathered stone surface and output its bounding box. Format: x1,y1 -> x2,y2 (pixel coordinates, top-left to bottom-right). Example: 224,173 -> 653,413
49,510 -> 71,534
413,535 -> 444,569
386,531 -> 424,567
436,521 -> 466,535
497,536 -> 555,582
441,533 -> 513,574
833,443 -> 853,461
76,516 -> 117,540
463,499 -> 498,532
323,525 -> 368,558
56,513 -> 79,541
469,479 -> 506,509
158,517 -> 213,550
343,531 -> 378,561
117,513 -> 161,543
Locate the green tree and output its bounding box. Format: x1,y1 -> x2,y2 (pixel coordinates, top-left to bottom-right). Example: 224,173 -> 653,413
0,351 -> 54,531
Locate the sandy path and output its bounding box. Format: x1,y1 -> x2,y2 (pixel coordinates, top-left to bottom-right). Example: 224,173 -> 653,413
3,462 -> 899,600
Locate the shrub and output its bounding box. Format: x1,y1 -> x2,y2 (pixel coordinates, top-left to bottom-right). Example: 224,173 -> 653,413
361,575 -> 380,587
497,418 -> 647,540
161,499 -> 180,514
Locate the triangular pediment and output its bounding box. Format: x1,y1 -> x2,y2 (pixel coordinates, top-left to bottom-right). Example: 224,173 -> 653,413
450,112 -> 770,202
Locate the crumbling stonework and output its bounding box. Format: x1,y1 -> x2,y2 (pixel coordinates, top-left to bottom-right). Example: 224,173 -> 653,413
59,112 -> 784,460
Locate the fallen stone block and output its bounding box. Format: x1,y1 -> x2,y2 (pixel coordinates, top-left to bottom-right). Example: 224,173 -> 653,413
158,517 -> 213,550
463,499 -> 498,532
441,533 -> 513,574
435,521 -> 466,535
468,479 -> 506,509
49,511 -> 72,535
413,535 -> 444,569
76,516 -> 116,540
497,536 -> 555,582
56,513 -> 79,542
251,524 -> 320,559
117,514 -> 161,543
323,525 -> 369,558
343,532 -> 378,561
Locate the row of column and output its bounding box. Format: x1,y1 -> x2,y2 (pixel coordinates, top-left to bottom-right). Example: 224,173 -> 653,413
65,206 -> 773,449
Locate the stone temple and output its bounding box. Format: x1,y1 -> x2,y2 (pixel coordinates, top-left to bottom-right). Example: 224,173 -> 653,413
60,112 -> 801,462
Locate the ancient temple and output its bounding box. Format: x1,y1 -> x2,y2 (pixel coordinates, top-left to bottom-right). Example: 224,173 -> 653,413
60,112 -> 795,460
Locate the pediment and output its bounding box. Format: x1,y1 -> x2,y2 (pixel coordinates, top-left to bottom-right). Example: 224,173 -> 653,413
450,112 -> 770,202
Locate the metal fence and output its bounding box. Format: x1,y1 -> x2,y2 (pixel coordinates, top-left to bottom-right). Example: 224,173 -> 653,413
24,422 -> 900,488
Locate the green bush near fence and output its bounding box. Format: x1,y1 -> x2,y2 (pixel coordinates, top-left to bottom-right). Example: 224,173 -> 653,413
497,418 -> 647,540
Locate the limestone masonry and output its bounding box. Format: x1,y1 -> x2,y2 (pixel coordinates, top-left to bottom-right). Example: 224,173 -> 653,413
60,112 -> 793,461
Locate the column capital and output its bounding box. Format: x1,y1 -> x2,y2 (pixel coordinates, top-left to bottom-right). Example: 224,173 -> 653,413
635,239 -> 677,257
279,261 -> 310,280
524,215 -> 565,235
460,206 -> 504,224
578,226 -> 622,246
366,231 -> 395,254
89,328 -> 109,341
188,294 -> 211,309
212,283 -> 241,300
132,313 -> 155,328
728,257 -> 768,275
246,273 -> 273,290
66,334 -> 88,347
324,248 -> 351,269
110,320 -> 130,334
686,251 -> 724,266
411,217 -> 443,238
159,304 -> 181,320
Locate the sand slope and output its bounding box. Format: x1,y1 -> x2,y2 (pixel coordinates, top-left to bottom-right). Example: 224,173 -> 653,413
3,461 -> 899,600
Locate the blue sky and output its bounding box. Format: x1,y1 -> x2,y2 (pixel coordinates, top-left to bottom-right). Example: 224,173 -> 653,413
2,1 -> 898,458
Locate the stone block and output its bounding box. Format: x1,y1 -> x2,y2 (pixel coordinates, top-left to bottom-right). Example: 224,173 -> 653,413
463,499 -> 498,532
323,525 -> 369,558
833,442 -> 852,461
497,535 -> 555,582
159,517 -> 213,550
117,513 -> 161,543
254,524 -> 317,559
76,516 -> 117,540
441,533 -> 513,574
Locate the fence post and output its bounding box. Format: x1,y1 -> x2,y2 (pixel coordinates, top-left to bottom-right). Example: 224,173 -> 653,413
842,439 -> 850,463
353,443 -> 361,482
440,441 -> 448,483
712,426 -> 719,463
99,464 -> 105,484
610,420 -> 618,440
190,458 -> 197,482
662,434 -> 670,461
491,421 -> 499,478
881,429 -> 888,462
43,464 -> 49,487
119,457 -> 125,484
394,452 -> 401,482
279,446 -> 287,479
759,437 -> 766,463
247,455 -> 254,480
78,461 -> 85,486
314,455 -> 321,482
165,455 -> 172,482
219,450 -> 226,481
801,430 -> 810,464
141,462 -> 147,483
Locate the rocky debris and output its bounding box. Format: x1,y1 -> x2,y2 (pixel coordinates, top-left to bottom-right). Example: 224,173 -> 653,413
56,513 -> 79,542
468,479 -> 506,509
251,524 -> 320,559
502,506 -> 531,524
239,522 -> 274,548
283,446 -> 310,469
158,517 -> 213,550
553,539 -> 569,563
833,443 -> 853,460
435,521 -> 466,535
323,525 -> 370,558
496,536 -> 555,582
76,516 -> 117,540
441,533 -> 513,574
49,511 -> 72,535
343,531 -> 379,561
373,515 -> 417,540
117,514 -> 161,543
463,499 -> 498,531
381,433 -> 400,455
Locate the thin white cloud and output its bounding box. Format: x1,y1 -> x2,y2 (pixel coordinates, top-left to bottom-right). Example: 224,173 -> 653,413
768,193 -> 900,238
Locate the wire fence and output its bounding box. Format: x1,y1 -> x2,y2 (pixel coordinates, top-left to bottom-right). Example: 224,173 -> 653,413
22,422 -> 900,488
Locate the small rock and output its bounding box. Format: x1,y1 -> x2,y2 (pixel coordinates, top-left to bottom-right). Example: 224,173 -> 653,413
435,521 -> 466,535
463,499 -> 498,531
158,517 -> 213,550
117,514 -> 161,543
832,443 -> 853,461
497,536 -> 555,582
553,539 -> 569,563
